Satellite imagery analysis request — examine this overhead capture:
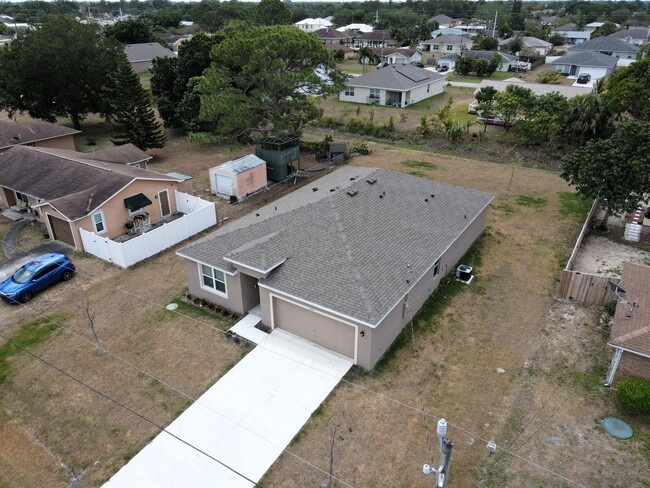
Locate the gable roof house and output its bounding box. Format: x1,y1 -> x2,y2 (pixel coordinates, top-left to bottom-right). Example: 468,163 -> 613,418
177,167 -> 493,369
430,14 -> 457,28
551,23 -> 591,45
421,34 -> 469,53
295,17 -> 332,33
551,51 -> 618,79
379,47 -> 423,66
350,30 -> 398,49
568,36 -> 640,60
442,50 -> 517,72
500,36 -> 552,56
0,119 -> 80,151
0,146 -> 215,266
606,27 -> 650,46
124,42 -> 176,73
79,143 -> 153,169
313,27 -> 351,45
340,65 -> 445,107
606,263 -> 650,386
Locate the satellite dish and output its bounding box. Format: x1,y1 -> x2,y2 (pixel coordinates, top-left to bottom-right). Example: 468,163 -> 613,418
609,280 -> 625,294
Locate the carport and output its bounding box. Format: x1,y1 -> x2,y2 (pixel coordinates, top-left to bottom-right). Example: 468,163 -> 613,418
105,329 -> 353,487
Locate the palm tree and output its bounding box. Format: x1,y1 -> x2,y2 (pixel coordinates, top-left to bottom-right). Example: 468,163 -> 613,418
566,94 -> 609,144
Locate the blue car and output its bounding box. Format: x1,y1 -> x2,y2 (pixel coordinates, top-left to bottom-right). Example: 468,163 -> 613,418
0,253 -> 75,304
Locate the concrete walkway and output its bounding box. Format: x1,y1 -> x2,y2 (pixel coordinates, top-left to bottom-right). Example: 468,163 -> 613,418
105,329 -> 353,488
2,218 -> 32,258
229,305 -> 268,345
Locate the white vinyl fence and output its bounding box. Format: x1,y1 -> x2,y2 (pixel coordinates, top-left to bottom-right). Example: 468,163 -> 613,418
80,191 -> 216,268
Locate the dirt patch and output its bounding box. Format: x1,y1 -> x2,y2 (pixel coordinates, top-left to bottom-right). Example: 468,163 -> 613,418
573,235 -> 650,276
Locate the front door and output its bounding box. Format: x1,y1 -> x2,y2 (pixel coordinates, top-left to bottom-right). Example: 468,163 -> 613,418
158,190 -> 171,217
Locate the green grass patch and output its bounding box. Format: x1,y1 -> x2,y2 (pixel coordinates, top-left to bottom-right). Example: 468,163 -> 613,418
401,160 -> 438,171
369,234 -> 486,374
547,363 -> 606,393
408,171 -> 424,177
558,192 -> 592,221
152,298 -> 235,330
0,314 -> 67,386
516,195 -> 547,208
493,203 -> 516,214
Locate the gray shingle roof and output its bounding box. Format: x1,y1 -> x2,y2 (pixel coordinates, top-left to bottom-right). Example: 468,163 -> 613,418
124,42 -> 176,63
431,14 -> 455,24
554,23 -> 577,31
552,51 -> 618,68
80,143 -> 152,165
467,50 -> 517,63
422,34 -> 467,46
0,119 -> 79,149
346,65 -> 444,91
568,36 -> 639,53
179,167 -> 493,326
0,145 -> 177,220
606,27 -> 649,42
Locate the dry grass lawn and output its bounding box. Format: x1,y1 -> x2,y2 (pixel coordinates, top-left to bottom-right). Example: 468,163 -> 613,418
0,122 -> 647,488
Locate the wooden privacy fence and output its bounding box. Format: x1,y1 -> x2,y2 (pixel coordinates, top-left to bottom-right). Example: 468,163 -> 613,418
558,271 -> 619,305
556,199 -> 618,305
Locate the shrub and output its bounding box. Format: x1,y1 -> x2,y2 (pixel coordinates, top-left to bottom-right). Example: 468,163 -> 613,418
616,376 -> 650,414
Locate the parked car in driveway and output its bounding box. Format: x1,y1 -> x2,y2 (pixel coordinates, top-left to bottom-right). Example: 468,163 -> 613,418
0,253 -> 75,304
577,73 -> 591,84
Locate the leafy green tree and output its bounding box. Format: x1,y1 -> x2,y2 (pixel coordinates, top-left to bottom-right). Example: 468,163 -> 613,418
487,52 -> 503,75
473,35 -> 498,51
454,55 -> 474,75
475,86 -> 497,132
519,92 -> 569,144
548,32 -> 566,46
198,26 -> 345,140
505,37 -> 523,54
605,58 -> 650,122
333,49 -> 345,61
591,21 -> 619,39
150,32 -> 223,130
561,121 -> 650,229
358,46 -> 379,65
111,55 -> 166,150
105,18 -> 156,44
143,9 -> 182,29
494,85 -> 534,132
255,0 -> 291,26
0,16 -> 121,129
566,94 -> 610,144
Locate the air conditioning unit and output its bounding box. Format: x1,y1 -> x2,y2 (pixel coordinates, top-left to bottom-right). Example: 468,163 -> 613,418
455,264 -> 474,284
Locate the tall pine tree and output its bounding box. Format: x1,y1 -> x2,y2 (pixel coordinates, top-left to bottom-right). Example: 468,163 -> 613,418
111,55 -> 166,150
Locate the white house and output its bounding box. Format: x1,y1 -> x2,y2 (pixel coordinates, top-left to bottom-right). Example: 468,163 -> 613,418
551,23 -> 591,45
339,65 -> 445,108
337,23 -> 374,33
295,17 -> 332,33
421,34 -> 469,53
500,36 -> 552,56
568,36 -> 640,60
380,48 -> 423,66
606,27 -> 650,46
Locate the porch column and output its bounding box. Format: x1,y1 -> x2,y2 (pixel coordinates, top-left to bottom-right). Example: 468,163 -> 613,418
605,347 -> 623,386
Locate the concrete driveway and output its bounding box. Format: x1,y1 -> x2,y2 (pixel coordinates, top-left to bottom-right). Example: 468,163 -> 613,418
0,242 -> 74,281
105,329 -> 353,487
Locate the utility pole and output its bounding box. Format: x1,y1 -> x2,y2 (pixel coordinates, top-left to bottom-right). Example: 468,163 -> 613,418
492,10 -> 498,38
423,419 -> 454,487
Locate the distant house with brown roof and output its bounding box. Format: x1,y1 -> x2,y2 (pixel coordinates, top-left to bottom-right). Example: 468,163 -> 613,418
322,43 -> 355,60
80,143 -> 153,169
606,263 -> 650,386
0,119 -> 79,151
124,42 -> 176,73
350,30 -> 397,48
0,145 -> 195,251
313,27 -> 350,45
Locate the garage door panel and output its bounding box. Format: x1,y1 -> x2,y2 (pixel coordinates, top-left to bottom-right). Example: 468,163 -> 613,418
48,215 -> 75,246
273,297 -> 355,359
216,175 -> 233,196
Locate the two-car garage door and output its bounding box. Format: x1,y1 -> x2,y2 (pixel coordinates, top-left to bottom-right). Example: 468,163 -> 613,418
272,296 -> 356,360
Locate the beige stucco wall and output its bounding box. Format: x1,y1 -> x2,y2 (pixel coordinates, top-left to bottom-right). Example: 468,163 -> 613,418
185,259 -> 246,314
35,135 -> 77,151
235,165 -> 267,198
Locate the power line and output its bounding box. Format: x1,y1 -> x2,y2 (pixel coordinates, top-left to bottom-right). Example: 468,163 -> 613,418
0,332 -> 263,488
0,236 -> 587,487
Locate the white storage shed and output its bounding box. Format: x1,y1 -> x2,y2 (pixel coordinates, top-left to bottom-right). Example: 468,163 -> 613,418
209,155 -> 267,201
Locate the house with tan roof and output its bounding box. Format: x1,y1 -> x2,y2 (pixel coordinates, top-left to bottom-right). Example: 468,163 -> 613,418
177,167 -> 493,369
606,263 -> 650,386
0,119 -> 79,151
0,145 -> 214,265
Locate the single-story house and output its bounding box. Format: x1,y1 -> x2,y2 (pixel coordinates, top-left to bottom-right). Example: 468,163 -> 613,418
430,14 -> 457,28
568,36 -> 640,60
295,17 -> 332,33
455,24 -> 487,38
606,263 -> 650,386
551,23 -> 591,45
421,34 -> 469,53
177,167 -> 494,369
0,145 -> 196,250
79,143 -> 153,169
209,154 -> 267,201
606,27 -> 649,46
0,119 -> 79,151
350,30 -> 397,49
340,65 -> 445,108
323,43 -> 356,60
540,16 -> 560,27
124,42 -> 176,73
313,27 -> 350,45
437,52 -> 460,70
499,36 -> 552,56
379,48 -> 423,66
472,50 -> 518,71
551,51 -> 618,79
429,28 -> 464,38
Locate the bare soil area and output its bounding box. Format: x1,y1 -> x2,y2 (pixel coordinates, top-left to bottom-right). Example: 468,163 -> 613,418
0,123 -> 647,488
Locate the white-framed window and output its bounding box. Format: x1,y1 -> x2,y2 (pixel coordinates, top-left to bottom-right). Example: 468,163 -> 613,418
433,44 -> 439,50
370,88 -> 380,100
201,264 -> 227,295
345,86 -> 355,96
433,259 -> 441,277
91,210 -> 106,234
446,45 -> 453,51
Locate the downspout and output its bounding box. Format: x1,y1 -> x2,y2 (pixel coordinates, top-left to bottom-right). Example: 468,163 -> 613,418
605,347 -> 623,386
